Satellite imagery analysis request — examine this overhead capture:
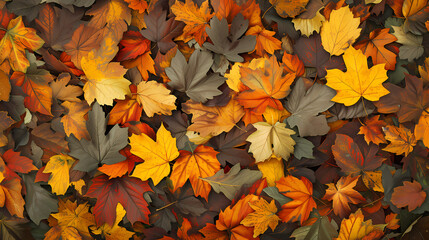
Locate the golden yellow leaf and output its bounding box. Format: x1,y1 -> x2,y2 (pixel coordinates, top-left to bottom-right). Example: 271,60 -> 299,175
61,101 -> 90,141
129,123 -> 179,185
70,179 -> 85,195
247,122 -> 296,163
326,46 -> 389,106
91,203 -> 134,240
257,157 -> 284,186
81,32 -> 130,106
383,125 -> 417,156
362,171 -> 384,192
321,6 -> 361,56
240,198 -> 281,238
0,70 -> 10,102
136,81 -> 176,117
262,106 -> 290,125
415,110 -> 429,148
292,11 -> 325,37
335,209 -> 385,240
43,154 -> 75,195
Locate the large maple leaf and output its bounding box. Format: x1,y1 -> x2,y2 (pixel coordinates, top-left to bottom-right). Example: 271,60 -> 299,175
61,100 -> 90,141
129,123 -> 179,185
383,125 -> 417,156
0,16 -> 44,72
170,145 -> 220,200
240,198 -> 280,238
135,80 -> 177,117
236,56 -> 295,114
275,175 -> 317,224
322,175 -> 365,218
326,46 -> 389,106
86,174 -> 152,226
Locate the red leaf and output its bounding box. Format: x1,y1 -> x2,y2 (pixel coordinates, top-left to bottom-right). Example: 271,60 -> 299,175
2,149 -> 37,174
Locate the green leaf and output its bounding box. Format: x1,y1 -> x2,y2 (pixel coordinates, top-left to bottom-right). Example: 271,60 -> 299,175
263,186 -> 291,206
291,135 -> 314,160
291,216 -> 338,240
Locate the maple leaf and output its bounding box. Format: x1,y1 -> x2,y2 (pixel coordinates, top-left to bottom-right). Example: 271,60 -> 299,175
61,101 -> 90,141
0,173 -> 24,218
326,46 -> 389,106
246,25 -> 282,56
124,0 -> 148,13
355,28 -> 398,70
182,98 -> 244,138
240,198 -> 280,238
247,121 -> 296,163
166,49 -> 225,102
333,134 -> 386,192
392,25 -> 424,61
107,85 -> 143,125
86,174 -> 152,226
285,78 -> 336,137
321,6 -> 361,56
135,80 -> 177,117
42,154 -> 75,195
140,6 -> 185,54
116,30 -> 151,61
203,14 -> 256,62
129,123 -> 179,185
276,175 -> 317,224
201,164 -> 262,200
377,74 -> 429,123
391,180 -> 426,211
236,56 -> 296,114
1,149 -> 37,174
382,125 -> 417,156
269,0 -> 309,18
91,203 -> 135,240
171,0 -> 214,46
0,16 -> 44,72
98,147 -> 143,179
81,31 -> 130,106
68,102 -> 128,172
170,145 -> 220,200
335,209 -> 385,240
322,175 -> 366,218
50,73 -> 83,102
402,0 -> 429,35
51,199 -> 95,238
358,115 -> 387,145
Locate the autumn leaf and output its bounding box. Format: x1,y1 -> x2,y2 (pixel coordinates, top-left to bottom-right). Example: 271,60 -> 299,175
246,25 -> 282,56
91,203 -> 135,240
61,101 -> 90,141
322,175 -> 366,218
415,110 -> 429,148
0,16 -> 44,72
0,173 -> 24,218
391,180 -> 426,211
240,198 -> 280,238
1,149 -> 37,174
355,28 -> 398,70
335,209 -> 384,240
129,123 -> 179,185
326,46 -> 389,106
0,111 -> 14,148
321,6 -> 361,56
170,145 -> 220,200
358,115 -> 387,145
135,80 -> 176,117
50,73 -> 83,102
276,175 -> 317,224
182,98 -> 244,137
269,0 -> 309,18
43,154 -> 75,195
402,0 -> 429,35
257,156 -> 285,186
107,85 -> 143,125
247,121 -> 296,163
382,125 -> 417,156
98,147 -> 143,179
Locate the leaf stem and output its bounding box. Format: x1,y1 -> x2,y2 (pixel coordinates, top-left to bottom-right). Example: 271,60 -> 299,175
156,200 -> 178,212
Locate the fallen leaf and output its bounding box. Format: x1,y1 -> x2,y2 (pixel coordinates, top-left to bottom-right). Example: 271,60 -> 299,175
382,125 -> 417,156
135,80 -> 176,117
240,198 -> 280,238
335,209 -> 384,240
358,115 -> 387,145
257,157 -> 285,186
269,0 -> 309,18
391,180 -> 426,211
91,203 -> 135,240
61,101 -> 90,141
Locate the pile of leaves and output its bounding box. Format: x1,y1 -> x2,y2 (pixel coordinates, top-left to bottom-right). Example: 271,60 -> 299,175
1,0 -> 429,239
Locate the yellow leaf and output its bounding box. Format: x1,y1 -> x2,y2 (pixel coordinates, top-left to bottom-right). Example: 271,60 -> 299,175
415,110 -> 429,148
335,209 -> 384,240
43,154 -> 75,195
362,171 -> 384,192
321,6 -> 361,56
91,203 -> 134,240
130,123 -> 179,185
225,58 -> 265,92
257,157 -> 284,186
136,81 -> 177,117
0,16 -> 44,73
240,198 -> 281,238
326,46 -> 389,106
70,179 -> 85,195
262,106 -> 290,125
292,11 -> 325,37
247,122 -> 296,163
383,125 -> 417,156
61,101 -> 90,141
81,32 -> 130,106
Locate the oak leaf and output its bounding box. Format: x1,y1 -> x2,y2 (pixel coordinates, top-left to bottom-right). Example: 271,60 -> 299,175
358,115 -> 387,145
391,180 -> 426,211
135,80 -> 176,117
182,98 -> 244,138
129,123 -> 179,185
170,145 -> 220,200
91,203 -> 135,240
246,121 -> 296,163
269,0 -> 309,18
276,175 -> 317,224
326,46 -> 389,106
322,175 -> 366,218
0,16 -> 44,72
240,198 -> 280,238
383,125 -> 417,156
43,154 -> 75,195
321,6 -> 361,56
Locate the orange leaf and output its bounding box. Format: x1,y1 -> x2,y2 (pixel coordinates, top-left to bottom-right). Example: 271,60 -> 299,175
269,0 -> 309,18
236,56 -> 295,114
355,28 -> 398,70
385,213 -> 400,230
246,25 -> 282,56
358,115 -> 387,145
170,145 -> 220,200
0,174 -> 24,218
177,218 -> 203,240
2,149 -> 37,174
391,180 -> 426,211
282,53 -> 305,77
61,101 -> 90,141
116,30 -> 151,61
322,175 -> 365,218
382,125 -> 417,156
276,175 -> 317,224
335,209 -> 384,240
98,147 -> 143,179
122,51 -> 156,81
240,198 -> 280,238
212,0 -> 262,26
0,69 -> 10,101
0,111 -> 14,147
108,85 -> 143,125
124,0 -> 148,14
